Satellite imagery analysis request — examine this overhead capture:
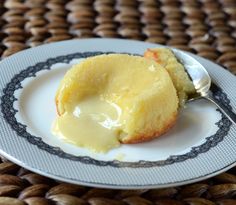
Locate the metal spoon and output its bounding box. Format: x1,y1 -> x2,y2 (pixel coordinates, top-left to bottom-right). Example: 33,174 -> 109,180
173,49 -> 236,124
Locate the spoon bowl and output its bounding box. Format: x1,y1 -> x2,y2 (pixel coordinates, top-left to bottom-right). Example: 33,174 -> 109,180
173,49 -> 236,124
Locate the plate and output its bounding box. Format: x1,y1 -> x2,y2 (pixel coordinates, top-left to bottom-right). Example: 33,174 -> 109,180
0,38 -> 235,189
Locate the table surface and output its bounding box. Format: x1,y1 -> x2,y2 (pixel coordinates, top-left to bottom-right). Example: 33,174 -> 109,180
0,0 -> 236,204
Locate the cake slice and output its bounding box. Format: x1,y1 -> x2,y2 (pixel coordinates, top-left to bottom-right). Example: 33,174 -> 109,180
55,54 -> 178,150
144,48 -> 196,106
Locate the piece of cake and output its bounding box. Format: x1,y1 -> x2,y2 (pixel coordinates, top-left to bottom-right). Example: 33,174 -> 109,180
144,48 -> 195,106
54,54 -> 178,152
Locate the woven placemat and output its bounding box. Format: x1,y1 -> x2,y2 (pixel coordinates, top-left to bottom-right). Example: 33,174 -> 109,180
0,0 -> 236,204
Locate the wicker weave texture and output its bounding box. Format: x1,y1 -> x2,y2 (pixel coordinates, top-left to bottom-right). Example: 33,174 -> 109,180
0,158 -> 236,205
0,0 -> 236,73
0,0 -> 236,204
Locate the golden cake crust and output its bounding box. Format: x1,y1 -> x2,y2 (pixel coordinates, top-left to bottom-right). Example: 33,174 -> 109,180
144,48 -> 195,106
121,112 -> 177,144
55,54 -> 179,145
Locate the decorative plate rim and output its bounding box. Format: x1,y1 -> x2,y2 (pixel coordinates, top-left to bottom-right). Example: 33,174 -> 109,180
1,51 -> 232,168
0,38 -> 235,189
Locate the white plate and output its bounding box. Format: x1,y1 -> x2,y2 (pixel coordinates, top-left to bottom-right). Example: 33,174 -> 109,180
0,38 -> 235,189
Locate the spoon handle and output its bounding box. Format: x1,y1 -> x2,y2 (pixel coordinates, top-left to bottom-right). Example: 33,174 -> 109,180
204,92 -> 236,124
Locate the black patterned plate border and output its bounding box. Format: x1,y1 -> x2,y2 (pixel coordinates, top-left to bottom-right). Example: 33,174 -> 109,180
1,51 -> 232,168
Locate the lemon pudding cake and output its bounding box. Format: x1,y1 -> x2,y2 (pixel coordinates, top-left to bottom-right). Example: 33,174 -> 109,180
144,48 -> 195,106
53,54 -> 179,153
